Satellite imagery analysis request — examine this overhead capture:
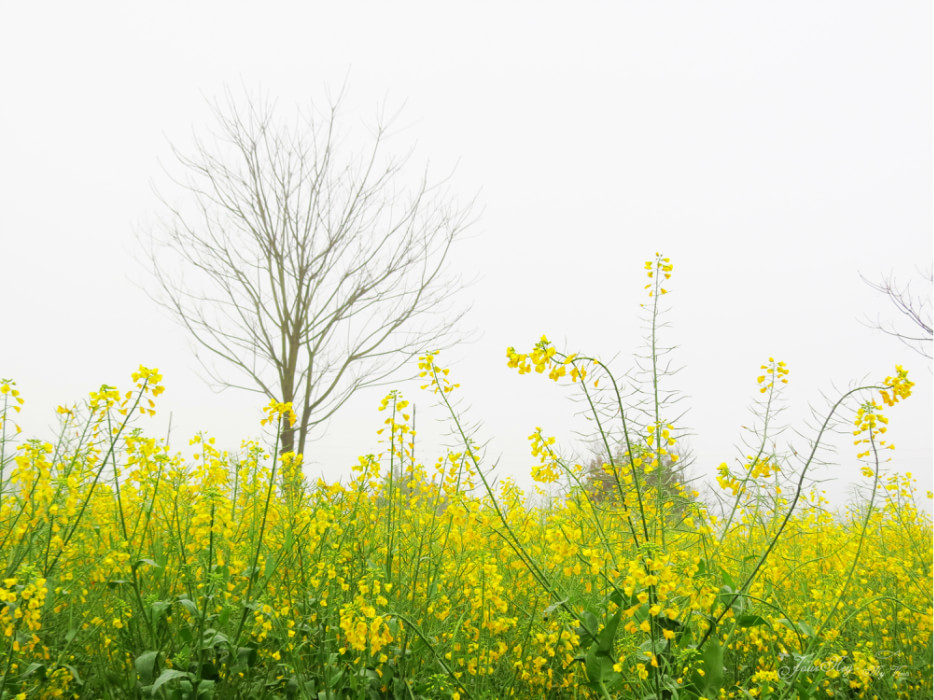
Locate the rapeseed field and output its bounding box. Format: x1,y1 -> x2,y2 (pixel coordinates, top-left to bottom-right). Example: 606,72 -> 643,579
0,256 -> 929,699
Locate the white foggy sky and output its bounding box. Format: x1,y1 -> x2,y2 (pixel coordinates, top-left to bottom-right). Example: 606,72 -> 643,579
2,2 -> 931,508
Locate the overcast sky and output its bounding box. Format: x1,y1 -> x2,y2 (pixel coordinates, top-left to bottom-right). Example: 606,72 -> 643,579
2,2 -> 931,510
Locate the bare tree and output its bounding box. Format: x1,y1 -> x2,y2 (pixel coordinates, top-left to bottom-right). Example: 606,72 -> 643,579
861,267 -> 933,361
142,90 -> 474,455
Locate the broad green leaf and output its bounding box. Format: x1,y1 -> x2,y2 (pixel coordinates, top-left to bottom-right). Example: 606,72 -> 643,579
581,611 -> 599,634
22,662 -> 45,679
151,601 -> 171,626
719,567 -> 735,589
151,668 -> 192,695
237,646 -> 258,668
134,651 -> 160,685
327,667 -> 345,688
736,614 -> 769,628
718,586 -> 737,611
701,637 -> 724,691
264,554 -> 277,580
177,598 -> 199,617
201,628 -> 229,647
577,611 -> 599,644
639,637 -> 665,656
597,607 -> 621,653
196,679 -> 216,699
656,615 -> 683,632
584,645 -> 613,684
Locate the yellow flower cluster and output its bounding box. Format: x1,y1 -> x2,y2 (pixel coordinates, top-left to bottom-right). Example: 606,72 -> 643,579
506,336 -> 585,382
0,575 -> 47,655
756,358 -> 789,394
853,400 -> 894,463
717,462 -> 744,496
131,365 -> 164,417
644,423 -> 679,467
0,380 -> 25,436
418,351 -> 460,394
644,252 -> 673,296
260,398 -> 297,427
748,456 -> 779,479
338,579 -> 394,655
528,428 -> 561,484
376,390 -> 416,465
880,365 -> 913,406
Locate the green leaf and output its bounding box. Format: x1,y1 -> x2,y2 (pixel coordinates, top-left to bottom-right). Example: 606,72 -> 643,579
719,567 -> 735,589
656,615 -> 683,632
135,651 -> 160,684
196,679 -> 216,698
718,585 -> 737,611
632,603 -> 651,623
59,664 -> 83,685
639,638 -> 665,656
237,646 -> 258,668
326,667 -> 345,689
584,645 -> 613,684
701,637 -> 724,691
194,661 -> 220,681
794,673 -> 817,699
152,668 -> 192,696
736,614 -> 769,628
659,674 -> 684,698
359,667 -> 380,682
597,607 -> 621,653
543,597 -> 568,618
264,554 -> 277,580
177,598 -> 199,618
576,611 -> 599,644
21,662 -> 46,679
201,628 -> 229,648
151,601 -> 172,626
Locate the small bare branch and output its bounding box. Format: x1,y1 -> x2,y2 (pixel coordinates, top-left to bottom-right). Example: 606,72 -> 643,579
860,267 -> 933,361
